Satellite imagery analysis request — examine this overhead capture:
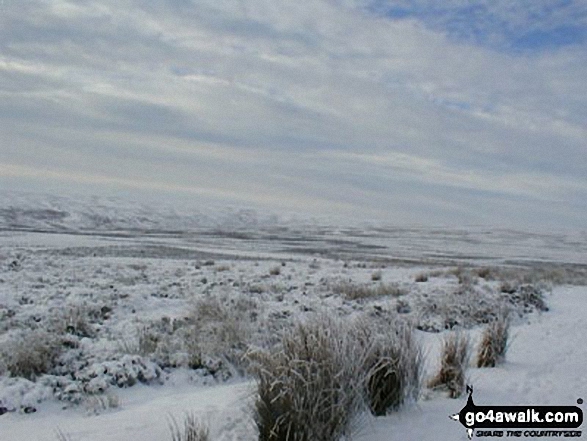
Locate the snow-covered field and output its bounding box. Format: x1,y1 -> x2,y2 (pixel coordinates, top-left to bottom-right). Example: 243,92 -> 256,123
0,193 -> 585,440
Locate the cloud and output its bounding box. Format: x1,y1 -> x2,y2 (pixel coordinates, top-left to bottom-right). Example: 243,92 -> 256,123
0,0 -> 586,228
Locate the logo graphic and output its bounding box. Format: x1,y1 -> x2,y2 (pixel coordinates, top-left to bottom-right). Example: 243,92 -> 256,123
450,385 -> 583,439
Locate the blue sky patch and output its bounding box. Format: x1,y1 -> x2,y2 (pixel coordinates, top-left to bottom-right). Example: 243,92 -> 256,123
513,25 -> 587,50
365,0 -> 587,53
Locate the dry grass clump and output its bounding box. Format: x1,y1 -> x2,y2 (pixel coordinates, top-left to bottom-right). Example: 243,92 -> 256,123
56,411 -> 209,440
247,316 -> 423,441
269,266 -> 281,276
59,304 -> 98,338
116,324 -> 163,359
1,329 -> 64,380
416,284 -> 502,331
499,281 -> 517,294
453,267 -> 477,287
169,413 -> 210,441
248,284 -> 266,294
360,320 -> 423,415
137,326 -> 161,356
371,270 -> 383,281
83,391 -> 121,415
249,318 -> 363,441
331,281 -> 406,301
117,293 -> 259,373
429,332 -> 470,398
195,294 -> 257,345
474,267 -> 492,279
477,310 -> 510,368
515,285 -> 549,312
473,264 -> 587,287
182,294 -> 259,369
414,273 -> 428,283
500,283 -> 549,312
43,303 -> 108,340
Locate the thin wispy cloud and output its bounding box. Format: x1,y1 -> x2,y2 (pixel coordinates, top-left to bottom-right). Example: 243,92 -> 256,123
1,0 -> 585,228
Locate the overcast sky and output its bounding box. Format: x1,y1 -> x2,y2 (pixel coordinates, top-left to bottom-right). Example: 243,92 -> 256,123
1,0 -> 586,228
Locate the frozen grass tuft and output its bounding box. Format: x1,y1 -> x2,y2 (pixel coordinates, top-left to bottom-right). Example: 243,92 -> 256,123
414,273 -> 428,283
477,309 -> 511,368
83,391 -> 121,415
248,317 -> 363,441
416,285 -> 501,331
360,319 -> 423,415
166,293 -> 261,372
169,413 -> 210,441
1,329 -> 63,380
515,285 -> 549,312
190,294 -> 256,354
478,265 -> 587,286
115,293 -> 259,376
331,280 -> 406,301
269,266 -> 281,276
429,331 -> 470,398
371,270 -> 383,281
58,304 -> 98,338
247,315 -> 423,441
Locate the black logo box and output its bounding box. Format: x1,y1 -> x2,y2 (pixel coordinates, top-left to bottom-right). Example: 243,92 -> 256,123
459,406 -> 583,429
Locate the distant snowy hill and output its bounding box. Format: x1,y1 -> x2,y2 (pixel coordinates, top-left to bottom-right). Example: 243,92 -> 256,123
0,191 -> 281,233
1,190 -> 586,265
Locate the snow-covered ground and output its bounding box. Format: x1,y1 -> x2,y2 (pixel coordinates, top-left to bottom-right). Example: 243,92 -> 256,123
0,193 -> 585,440
355,285 -> 586,441
2,286 -> 584,441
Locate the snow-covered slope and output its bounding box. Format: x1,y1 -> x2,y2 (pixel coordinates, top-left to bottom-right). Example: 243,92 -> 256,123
355,285 -> 586,441
2,286 -> 584,441
0,191 -> 585,441
2,190 -> 586,265
0,191 -> 278,233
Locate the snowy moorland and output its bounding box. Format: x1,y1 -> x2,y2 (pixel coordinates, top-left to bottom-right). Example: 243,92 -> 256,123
0,193 -> 586,440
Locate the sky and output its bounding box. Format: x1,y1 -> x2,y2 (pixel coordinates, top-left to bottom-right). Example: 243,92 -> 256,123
1,0 -> 586,229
